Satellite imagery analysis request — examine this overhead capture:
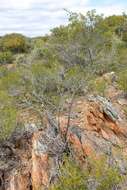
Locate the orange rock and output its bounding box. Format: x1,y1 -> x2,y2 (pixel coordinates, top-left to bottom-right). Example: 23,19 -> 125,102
101,129 -> 110,140
82,144 -> 93,156
2,95 -> 127,190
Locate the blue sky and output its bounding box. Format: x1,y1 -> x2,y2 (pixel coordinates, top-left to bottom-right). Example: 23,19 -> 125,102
0,0 -> 127,37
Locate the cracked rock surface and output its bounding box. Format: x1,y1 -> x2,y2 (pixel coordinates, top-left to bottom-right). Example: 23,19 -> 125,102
0,95 -> 127,190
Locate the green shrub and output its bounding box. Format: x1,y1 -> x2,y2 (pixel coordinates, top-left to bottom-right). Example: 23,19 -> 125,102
0,91 -> 17,140
63,66 -> 86,94
0,70 -> 23,94
50,156 -> 123,190
88,156 -> 122,190
118,70 -> 127,92
122,31 -> 127,43
0,33 -> 29,53
123,106 -> 127,118
50,157 -> 88,190
0,51 -> 13,64
31,63 -> 60,94
89,78 -> 107,96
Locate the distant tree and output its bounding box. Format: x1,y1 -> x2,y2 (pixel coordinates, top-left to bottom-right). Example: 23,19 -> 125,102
49,10 -> 114,74
0,33 -> 29,53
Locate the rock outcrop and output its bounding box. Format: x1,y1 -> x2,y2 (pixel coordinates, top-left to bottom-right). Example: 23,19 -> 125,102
0,95 -> 127,190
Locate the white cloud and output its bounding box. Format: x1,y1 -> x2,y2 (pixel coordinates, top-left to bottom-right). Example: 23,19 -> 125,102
0,0 -> 89,9
10,0 -> 33,9
0,0 -> 126,36
0,0 -> 34,9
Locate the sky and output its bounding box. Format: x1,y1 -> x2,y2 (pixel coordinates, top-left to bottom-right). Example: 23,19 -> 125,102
0,0 -> 127,37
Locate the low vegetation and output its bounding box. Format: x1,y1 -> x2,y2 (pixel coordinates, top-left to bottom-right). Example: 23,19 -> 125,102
50,156 -> 124,190
0,9 -> 127,157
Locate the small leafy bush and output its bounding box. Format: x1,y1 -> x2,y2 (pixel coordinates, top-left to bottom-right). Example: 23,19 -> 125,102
89,78 -> 107,96
0,91 -> 17,140
88,156 -> 122,190
0,70 -> 23,96
0,51 -> 13,64
50,156 -> 123,190
50,157 -> 88,190
118,70 -> 127,93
